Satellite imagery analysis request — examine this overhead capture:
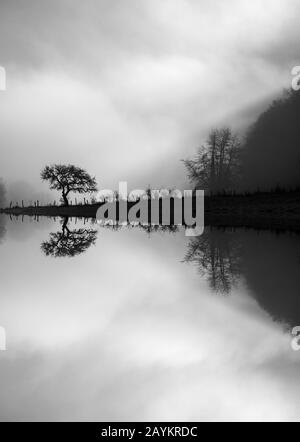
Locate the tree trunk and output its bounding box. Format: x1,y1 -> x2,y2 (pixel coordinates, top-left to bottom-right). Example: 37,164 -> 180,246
62,217 -> 70,235
62,192 -> 69,206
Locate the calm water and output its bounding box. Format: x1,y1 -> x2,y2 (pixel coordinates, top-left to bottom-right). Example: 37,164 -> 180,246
0,214 -> 300,421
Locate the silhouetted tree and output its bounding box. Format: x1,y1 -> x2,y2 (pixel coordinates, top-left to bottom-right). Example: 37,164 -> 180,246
183,128 -> 241,193
184,228 -> 242,294
41,217 -> 97,257
41,164 -> 98,206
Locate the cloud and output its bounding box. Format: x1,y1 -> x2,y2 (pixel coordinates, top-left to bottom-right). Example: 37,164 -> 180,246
1,0 -> 299,191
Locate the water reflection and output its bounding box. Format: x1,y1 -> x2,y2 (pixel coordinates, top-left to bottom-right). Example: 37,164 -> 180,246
184,227 -> 242,294
40,219 -> 181,259
8,214 -> 300,328
41,217 -> 98,258
185,226 -> 300,327
3,213 -> 300,330
1,215 -> 300,420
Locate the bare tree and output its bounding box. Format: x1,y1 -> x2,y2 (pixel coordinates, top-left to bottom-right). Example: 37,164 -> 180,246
41,164 -> 98,206
183,128 -> 241,193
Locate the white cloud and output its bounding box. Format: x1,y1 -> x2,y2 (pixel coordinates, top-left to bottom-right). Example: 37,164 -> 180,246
0,0 -> 299,191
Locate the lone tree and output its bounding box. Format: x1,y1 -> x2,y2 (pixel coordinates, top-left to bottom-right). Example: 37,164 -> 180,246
41,164 -> 98,206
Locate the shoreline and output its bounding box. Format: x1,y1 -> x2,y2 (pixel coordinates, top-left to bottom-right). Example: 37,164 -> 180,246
1,192 -> 300,232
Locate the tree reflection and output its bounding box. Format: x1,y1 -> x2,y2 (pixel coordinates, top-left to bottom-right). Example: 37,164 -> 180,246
184,228 -> 242,294
139,224 -> 180,235
41,217 -> 97,258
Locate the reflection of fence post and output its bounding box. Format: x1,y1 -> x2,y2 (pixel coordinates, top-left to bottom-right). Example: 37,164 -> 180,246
0,327 -> 6,351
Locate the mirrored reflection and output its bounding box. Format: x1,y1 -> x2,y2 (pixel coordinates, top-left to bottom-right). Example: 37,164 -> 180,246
41,217 -> 98,258
40,218 -> 182,259
185,226 -> 300,327
1,213 -> 300,421
3,210 -> 300,329
184,227 -> 242,294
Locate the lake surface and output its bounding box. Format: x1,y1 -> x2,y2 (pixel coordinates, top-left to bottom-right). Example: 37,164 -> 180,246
0,214 -> 300,421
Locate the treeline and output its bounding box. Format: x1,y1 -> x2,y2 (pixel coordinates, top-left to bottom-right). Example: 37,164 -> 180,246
184,89 -> 300,194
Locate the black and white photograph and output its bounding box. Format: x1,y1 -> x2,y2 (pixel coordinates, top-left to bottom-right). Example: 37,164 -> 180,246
1,0 -> 300,427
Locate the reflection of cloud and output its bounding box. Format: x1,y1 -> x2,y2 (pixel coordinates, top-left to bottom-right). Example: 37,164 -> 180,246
7,215 -> 53,243
0,228 -> 300,421
0,283 -> 299,421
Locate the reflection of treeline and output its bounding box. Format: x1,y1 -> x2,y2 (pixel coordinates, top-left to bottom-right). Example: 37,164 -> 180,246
139,224 -> 179,234
40,216 -> 181,258
184,227 -> 300,326
184,89 -> 300,194
96,220 -> 180,235
184,227 -> 242,294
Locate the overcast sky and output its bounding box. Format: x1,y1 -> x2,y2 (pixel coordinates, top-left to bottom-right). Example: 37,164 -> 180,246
0,0 -> 300,197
